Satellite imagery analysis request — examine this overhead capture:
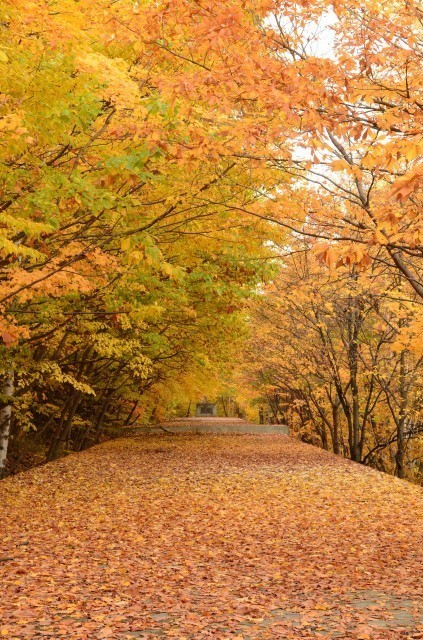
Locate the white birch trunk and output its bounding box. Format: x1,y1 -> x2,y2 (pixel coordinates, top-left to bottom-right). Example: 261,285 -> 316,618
0,372 -> 14,479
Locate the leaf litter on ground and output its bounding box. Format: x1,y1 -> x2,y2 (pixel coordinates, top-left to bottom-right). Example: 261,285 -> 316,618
1,434 -> 422,639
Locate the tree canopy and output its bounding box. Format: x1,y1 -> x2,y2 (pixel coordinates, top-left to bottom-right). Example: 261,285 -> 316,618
0,0 -> 421,481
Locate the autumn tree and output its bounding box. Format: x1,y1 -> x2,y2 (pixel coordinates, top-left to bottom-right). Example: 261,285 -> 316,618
0,0 -> 276,474
1,0 -> 422,477
240,244 -> 422,479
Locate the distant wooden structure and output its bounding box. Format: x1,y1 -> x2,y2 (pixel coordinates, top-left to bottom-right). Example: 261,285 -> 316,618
196,402 -> 217,417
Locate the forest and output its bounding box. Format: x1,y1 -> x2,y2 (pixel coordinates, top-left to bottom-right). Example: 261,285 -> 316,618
0,0 -> 422,481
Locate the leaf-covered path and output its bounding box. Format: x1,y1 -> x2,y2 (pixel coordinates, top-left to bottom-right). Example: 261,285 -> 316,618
1,435 -> 422,639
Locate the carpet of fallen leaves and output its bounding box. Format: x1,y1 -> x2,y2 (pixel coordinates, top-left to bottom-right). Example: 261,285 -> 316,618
1,434 -> 422,640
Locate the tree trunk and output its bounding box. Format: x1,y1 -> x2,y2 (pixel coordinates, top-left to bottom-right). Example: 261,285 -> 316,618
93,398 -> 112,444
221,396 -> 228,417
80,388 -> 113,450
47,391 -> 82,461
47,346 -> 93,461
395,350 -> 407,479
347,298 -> 362,463
320,421 -> 329,450
351,385 -> 360,462
124,400 -> 138,426
46,395 -> 73,462
0,372 -> 14,479
332,400 -> 340,455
